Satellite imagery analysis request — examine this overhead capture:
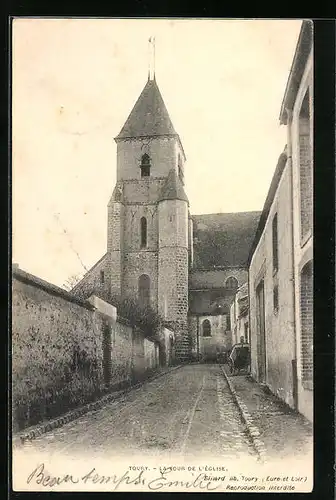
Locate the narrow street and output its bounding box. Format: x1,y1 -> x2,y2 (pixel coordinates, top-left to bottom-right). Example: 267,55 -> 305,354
17,364 -> 256,462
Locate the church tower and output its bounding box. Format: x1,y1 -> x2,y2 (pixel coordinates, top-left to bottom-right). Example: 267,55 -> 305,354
107,75 -> 190,361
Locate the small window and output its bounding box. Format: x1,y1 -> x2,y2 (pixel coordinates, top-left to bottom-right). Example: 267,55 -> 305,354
140,154 -> 151,177
100,270 -> 105,284
202,319 -> 211,337
273,285 -> 279,313
272,213 -> 279,271
140,217 -> 147,248
225,276 -> 238,290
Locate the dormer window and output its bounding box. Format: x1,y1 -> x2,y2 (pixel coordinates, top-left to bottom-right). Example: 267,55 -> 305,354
140,154 -> 151,177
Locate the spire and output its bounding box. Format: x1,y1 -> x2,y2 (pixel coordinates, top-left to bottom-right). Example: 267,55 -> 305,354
115,78 -> 177,140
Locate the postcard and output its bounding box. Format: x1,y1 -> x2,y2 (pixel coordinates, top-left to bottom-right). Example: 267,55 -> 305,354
11,17 -> 313,493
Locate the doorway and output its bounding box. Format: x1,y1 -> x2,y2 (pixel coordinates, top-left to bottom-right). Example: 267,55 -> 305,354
256,280 -> 267,383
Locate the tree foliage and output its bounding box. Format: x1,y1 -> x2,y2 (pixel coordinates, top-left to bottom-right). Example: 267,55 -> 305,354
109,295 -> 162,337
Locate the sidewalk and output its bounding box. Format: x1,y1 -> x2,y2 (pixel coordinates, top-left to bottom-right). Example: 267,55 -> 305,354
223,366 -> 313,460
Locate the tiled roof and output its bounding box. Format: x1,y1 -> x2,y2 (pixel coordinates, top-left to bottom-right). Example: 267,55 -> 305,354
115,78 -> 177,140
158,168 -> 189,203
192,212 -> 261,269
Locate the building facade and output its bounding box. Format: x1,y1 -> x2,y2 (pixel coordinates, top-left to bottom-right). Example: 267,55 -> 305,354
73,76 -> 260,362
230,282 -> 249,346
248,21 -> 313,421
188,213 -> 259,361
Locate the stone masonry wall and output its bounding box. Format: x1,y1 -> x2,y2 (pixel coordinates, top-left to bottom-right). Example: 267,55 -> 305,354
189,289 -> 235,315
122,179 -> 166,205
123,204 -> 158,252
158,200 -> 188,248
158,247 -> 189,360
120,200 -> 159,309
189,268 -> 247,290
109,319 -> 133,386
158,247 -> 188,326
107,201 -> 124,297
12,273 -> 105,431
188,315 -> 198,356
157,199 -> 189,359
188,314 -> 232,361
122,252 -> 158,310
198,314 -> 232,360
12,271 -> 172,431
117,136 -> 178,181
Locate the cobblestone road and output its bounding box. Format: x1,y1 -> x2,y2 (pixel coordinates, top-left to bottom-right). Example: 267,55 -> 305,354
18,364 -> 256,462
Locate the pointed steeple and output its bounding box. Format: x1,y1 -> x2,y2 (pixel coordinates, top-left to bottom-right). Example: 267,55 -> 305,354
158,168 -> 189,204
115,79 -> 178,140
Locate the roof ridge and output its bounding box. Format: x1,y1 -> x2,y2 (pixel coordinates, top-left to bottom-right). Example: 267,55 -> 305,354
192,210 -> 262,217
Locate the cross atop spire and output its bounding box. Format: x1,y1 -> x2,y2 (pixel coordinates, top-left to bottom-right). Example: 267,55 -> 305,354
148,36 -> 156,81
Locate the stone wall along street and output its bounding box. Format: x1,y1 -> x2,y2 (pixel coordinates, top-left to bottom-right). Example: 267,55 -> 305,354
12,269 -> 172,432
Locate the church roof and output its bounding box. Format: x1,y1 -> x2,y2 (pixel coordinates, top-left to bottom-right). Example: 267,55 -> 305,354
158,168 -> 189,203
192,211 -> 261,269
115,78 -> 178,140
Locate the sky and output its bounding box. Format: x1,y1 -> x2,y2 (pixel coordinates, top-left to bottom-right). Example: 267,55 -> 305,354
12,18 -> 302,288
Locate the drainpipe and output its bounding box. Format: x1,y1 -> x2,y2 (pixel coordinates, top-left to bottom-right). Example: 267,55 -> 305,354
286,107 -> 298,409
